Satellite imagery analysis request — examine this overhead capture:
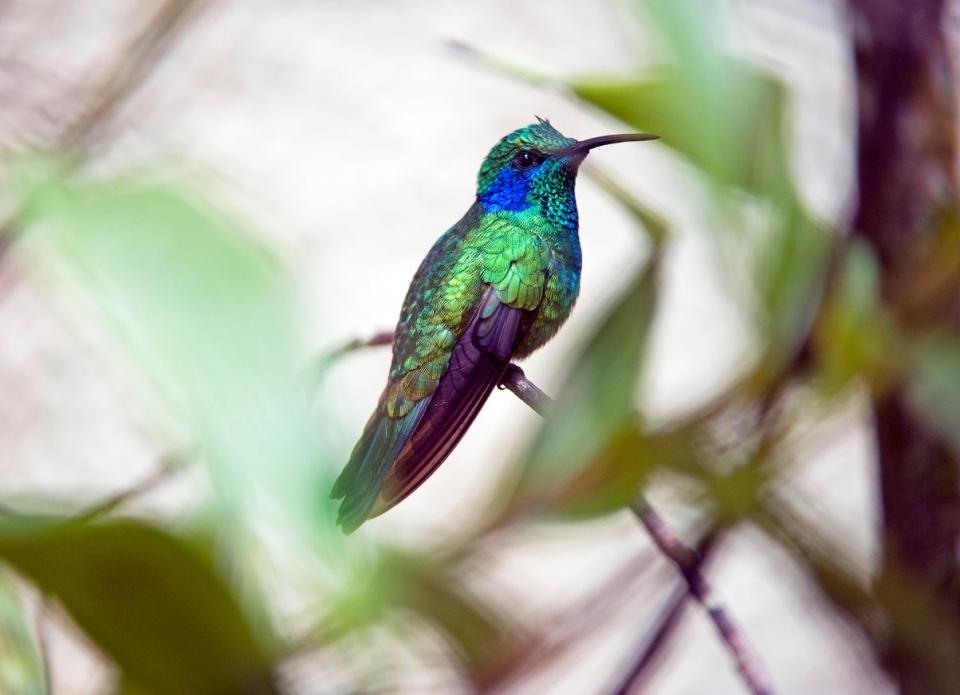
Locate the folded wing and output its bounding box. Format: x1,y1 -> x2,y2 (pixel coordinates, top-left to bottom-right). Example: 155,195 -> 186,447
332,287 -> 532,532
373,288 -> 533,516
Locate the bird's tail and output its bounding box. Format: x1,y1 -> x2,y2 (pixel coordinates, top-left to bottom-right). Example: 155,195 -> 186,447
330,396 -> 428,533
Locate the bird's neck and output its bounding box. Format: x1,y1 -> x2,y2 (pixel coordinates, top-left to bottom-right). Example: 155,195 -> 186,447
477,177 -> 579,234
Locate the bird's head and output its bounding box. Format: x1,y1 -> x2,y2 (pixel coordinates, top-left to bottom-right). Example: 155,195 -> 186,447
475,118 -> 656,219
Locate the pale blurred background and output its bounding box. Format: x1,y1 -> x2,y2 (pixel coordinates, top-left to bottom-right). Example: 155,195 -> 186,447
0,1 -> 895,693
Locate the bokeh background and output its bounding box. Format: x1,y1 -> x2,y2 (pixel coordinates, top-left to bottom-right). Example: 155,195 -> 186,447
1,1 -> 958,693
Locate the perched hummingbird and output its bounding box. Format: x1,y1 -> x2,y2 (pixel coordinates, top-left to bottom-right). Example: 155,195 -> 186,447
331,119 -> 656,533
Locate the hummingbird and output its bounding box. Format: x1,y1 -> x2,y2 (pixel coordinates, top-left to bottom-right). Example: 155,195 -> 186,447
331,118 -> 657,533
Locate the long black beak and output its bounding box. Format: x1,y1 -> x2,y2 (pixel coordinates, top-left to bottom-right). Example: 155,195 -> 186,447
559,132 -> 659,157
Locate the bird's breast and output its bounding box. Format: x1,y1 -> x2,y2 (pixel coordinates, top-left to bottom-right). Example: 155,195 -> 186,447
513,233 -> 581,357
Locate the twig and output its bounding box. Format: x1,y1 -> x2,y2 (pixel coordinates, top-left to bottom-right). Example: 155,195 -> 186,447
313,330 -> 395,379
0,453 -> 180,525
500,365 -> 772,695
59,0 -> 208,154
0,0 -> 209,260
611,532 -> 720,694
72,453 -> 180,524
629,501 -> 771,694
325,332 -> 774,695
484,552 -> 658,694
498,363 -> 550,415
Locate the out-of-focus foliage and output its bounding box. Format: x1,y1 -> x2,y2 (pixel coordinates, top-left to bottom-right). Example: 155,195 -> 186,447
813,240 -> 897,394
907,335 -> 960,456
324,548 -> 518,685
574,0 -> 830,367
0,518 -> 275,694
470,0 -> 960,686
6,162 -> 337,691
509,255 -> 659,516
7,159 -> 527,691
0,567 -> 44,695
483,0 -> 831,531
16,163 -> 336,544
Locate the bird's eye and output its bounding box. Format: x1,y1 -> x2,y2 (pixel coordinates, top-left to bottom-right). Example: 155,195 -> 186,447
513,150 -> 542,170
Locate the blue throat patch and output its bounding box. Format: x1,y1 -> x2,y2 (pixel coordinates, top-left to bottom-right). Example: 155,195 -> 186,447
478,167 -> 533,212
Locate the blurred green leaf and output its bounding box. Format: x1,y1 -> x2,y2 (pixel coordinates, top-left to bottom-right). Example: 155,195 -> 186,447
815,241 -> 899,394
573,62 -> 828,359
548,426 -> 702,518
0,518 -> 276,695
325,548 -> 515,684
704,462 -> 769,523
575,0 -> 790,195
0,567 -> 45,695
586,166 -> 669,247
756,205 -> 830,364
508,256 -> 659,515
572,65 -> 787,194
907,333 -> 960,457
18,166 -> 336,544
573,0 -> 831,364
635,0 -> 790,193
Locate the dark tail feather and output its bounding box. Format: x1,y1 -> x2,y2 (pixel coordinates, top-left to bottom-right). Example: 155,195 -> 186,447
371,295 -> 531,516
373,353 -> 507,514
331,398 -> 428,533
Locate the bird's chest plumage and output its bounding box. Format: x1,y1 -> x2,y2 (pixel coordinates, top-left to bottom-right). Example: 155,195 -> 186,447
446,208 -> 572,354
514,226 -> 581,357
466,207 -> 582,358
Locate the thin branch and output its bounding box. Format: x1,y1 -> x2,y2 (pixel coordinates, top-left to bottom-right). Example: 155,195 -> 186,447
611,531 -> 720,694
325,332 -> 774,695
502,367 -> 772,695
629,501 -> 772,694
314,330 -> 395,379
59,0 -> 209,154
498,364 -> 550,415
0,453 -> 180,525
0,0 -> 210,260
72,453 -> 180,524
484,552 -> 658,694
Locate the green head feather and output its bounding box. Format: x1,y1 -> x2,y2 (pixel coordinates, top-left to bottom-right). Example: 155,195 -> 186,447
476,119 -> 580,226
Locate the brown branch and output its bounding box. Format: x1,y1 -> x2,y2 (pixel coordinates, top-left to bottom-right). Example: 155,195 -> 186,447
314,330 -> 395,377
610,532 -> 720,694
845,2 -> 960,691
476,552 -> 659,693
498,364 -> 551,415
327,332 -> 774,695
627,502 -> 771,695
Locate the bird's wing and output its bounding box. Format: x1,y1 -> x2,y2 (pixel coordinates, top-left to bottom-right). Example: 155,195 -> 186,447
370,287 -> 535,516
332,214 -> 548,532
332,289 -> 534,533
